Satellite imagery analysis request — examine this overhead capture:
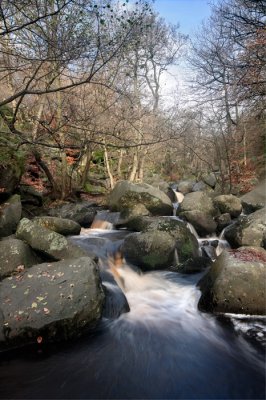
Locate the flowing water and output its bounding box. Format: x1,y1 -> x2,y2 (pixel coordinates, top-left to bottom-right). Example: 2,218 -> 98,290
0,224 -> 265,399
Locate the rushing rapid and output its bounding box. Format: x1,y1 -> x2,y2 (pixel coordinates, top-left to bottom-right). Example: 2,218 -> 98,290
0,226 -> 265,399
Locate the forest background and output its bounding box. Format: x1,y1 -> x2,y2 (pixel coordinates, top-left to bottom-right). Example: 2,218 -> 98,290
0,0 -> 265,202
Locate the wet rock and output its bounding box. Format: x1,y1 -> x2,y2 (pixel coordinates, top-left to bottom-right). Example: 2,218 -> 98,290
123,231 -> 176,270
0,195 -> 22,238
179,210 -> 217,236
48,202 -> 100,227
214,194 -> 242,218
108,181 -> 173,216
224,208 -> 266,248
198,248 -> 266,315
0,238 -> 41,280
33,216 -> 81,236
176,256 -> 211,274
100,269 -> 130,319
0,257 -> 104,350
122,217 -> 199,270
16,218 -> 90,261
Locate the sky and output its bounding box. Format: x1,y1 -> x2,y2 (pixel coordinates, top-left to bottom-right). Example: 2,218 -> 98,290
152,0 -> 215,104
154,0 -> 214,35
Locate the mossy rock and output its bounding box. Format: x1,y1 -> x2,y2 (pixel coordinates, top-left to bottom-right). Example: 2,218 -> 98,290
0,146 -> 25,194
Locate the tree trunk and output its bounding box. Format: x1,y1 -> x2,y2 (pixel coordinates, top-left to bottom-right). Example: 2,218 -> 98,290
128,152 -> 138,182
32,102 -> 44,141
117,149 -> 124,178
104,145 -> 115,189
80,147 -> 92,188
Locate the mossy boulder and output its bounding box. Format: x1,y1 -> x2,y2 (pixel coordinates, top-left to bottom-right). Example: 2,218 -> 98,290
121,216 -> 199,268
33,216 -> 81,236
0,257 -> 104,350
0,195 -> 22,238
180,191 -> 218,217
240,179 -> 265,214
48,202 -> 101,227
16,218 -> 90,261
0,146 -> 24,195
108,181 -> 173,216
177,180 -> 195,194
224,208 -> 266,248
0,238 -> 41,280
213,194 -> 242,218
198,248 -> 266,315
122,231 -> 176,270
179,210 -> 217,236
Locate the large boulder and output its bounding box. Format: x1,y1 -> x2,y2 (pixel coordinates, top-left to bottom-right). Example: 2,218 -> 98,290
198,248 -> 266,315
224,208 -> 266,248
177,180 -> 195,194
180,191 -> 217,217
202,173 -> 217,188
122,217 -> 199,270
123,231 -> 176,270
0,146 -> 24,196
0,257 -> 104,350
108,181 -> 173,216
0,238 -> 41,280
33,216 -> 81,236
48,202 -> 100,227
179,192 -> 218,235
0,195 -> 22,238
192,181 -> 208,192
240,179 -> 266,214
213,194 -> 242,218
16,218 -> 90,261
180,211 -> 217,236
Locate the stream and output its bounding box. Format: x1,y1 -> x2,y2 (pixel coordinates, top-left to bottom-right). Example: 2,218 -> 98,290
0,220 -> 265,399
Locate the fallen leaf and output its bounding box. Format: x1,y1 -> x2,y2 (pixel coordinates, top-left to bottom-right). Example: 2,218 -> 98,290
27,274 -> 33,278
31,302 -> 38,308
16,265 -> 25,273
43,308 -> 50,315
36,296 -> 45,302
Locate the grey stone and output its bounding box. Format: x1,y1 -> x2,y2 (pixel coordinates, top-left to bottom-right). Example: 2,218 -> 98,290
108,181 -> 173,216
123,231 -> 176,270
240,179 -> 266,214
16,218 -> 89,261
180,210 -> 217,236
33,216 -> 81,236
48,202 -> 100,227
0,238 -> 41,280
198,248 -> 266,315
224,208 -> 266,248
0,195 -> 22,238
214,194 -> 242,218
180,191 -> 218,217
0,257 -> 104,349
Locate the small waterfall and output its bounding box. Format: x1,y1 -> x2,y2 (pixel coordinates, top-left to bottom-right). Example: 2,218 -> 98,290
186,222 -> 199,239
89,210 -> 121,230
169,188 -> 184,216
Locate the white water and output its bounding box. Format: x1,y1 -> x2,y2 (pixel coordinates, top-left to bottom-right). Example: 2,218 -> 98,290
0,222 -> 265,399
